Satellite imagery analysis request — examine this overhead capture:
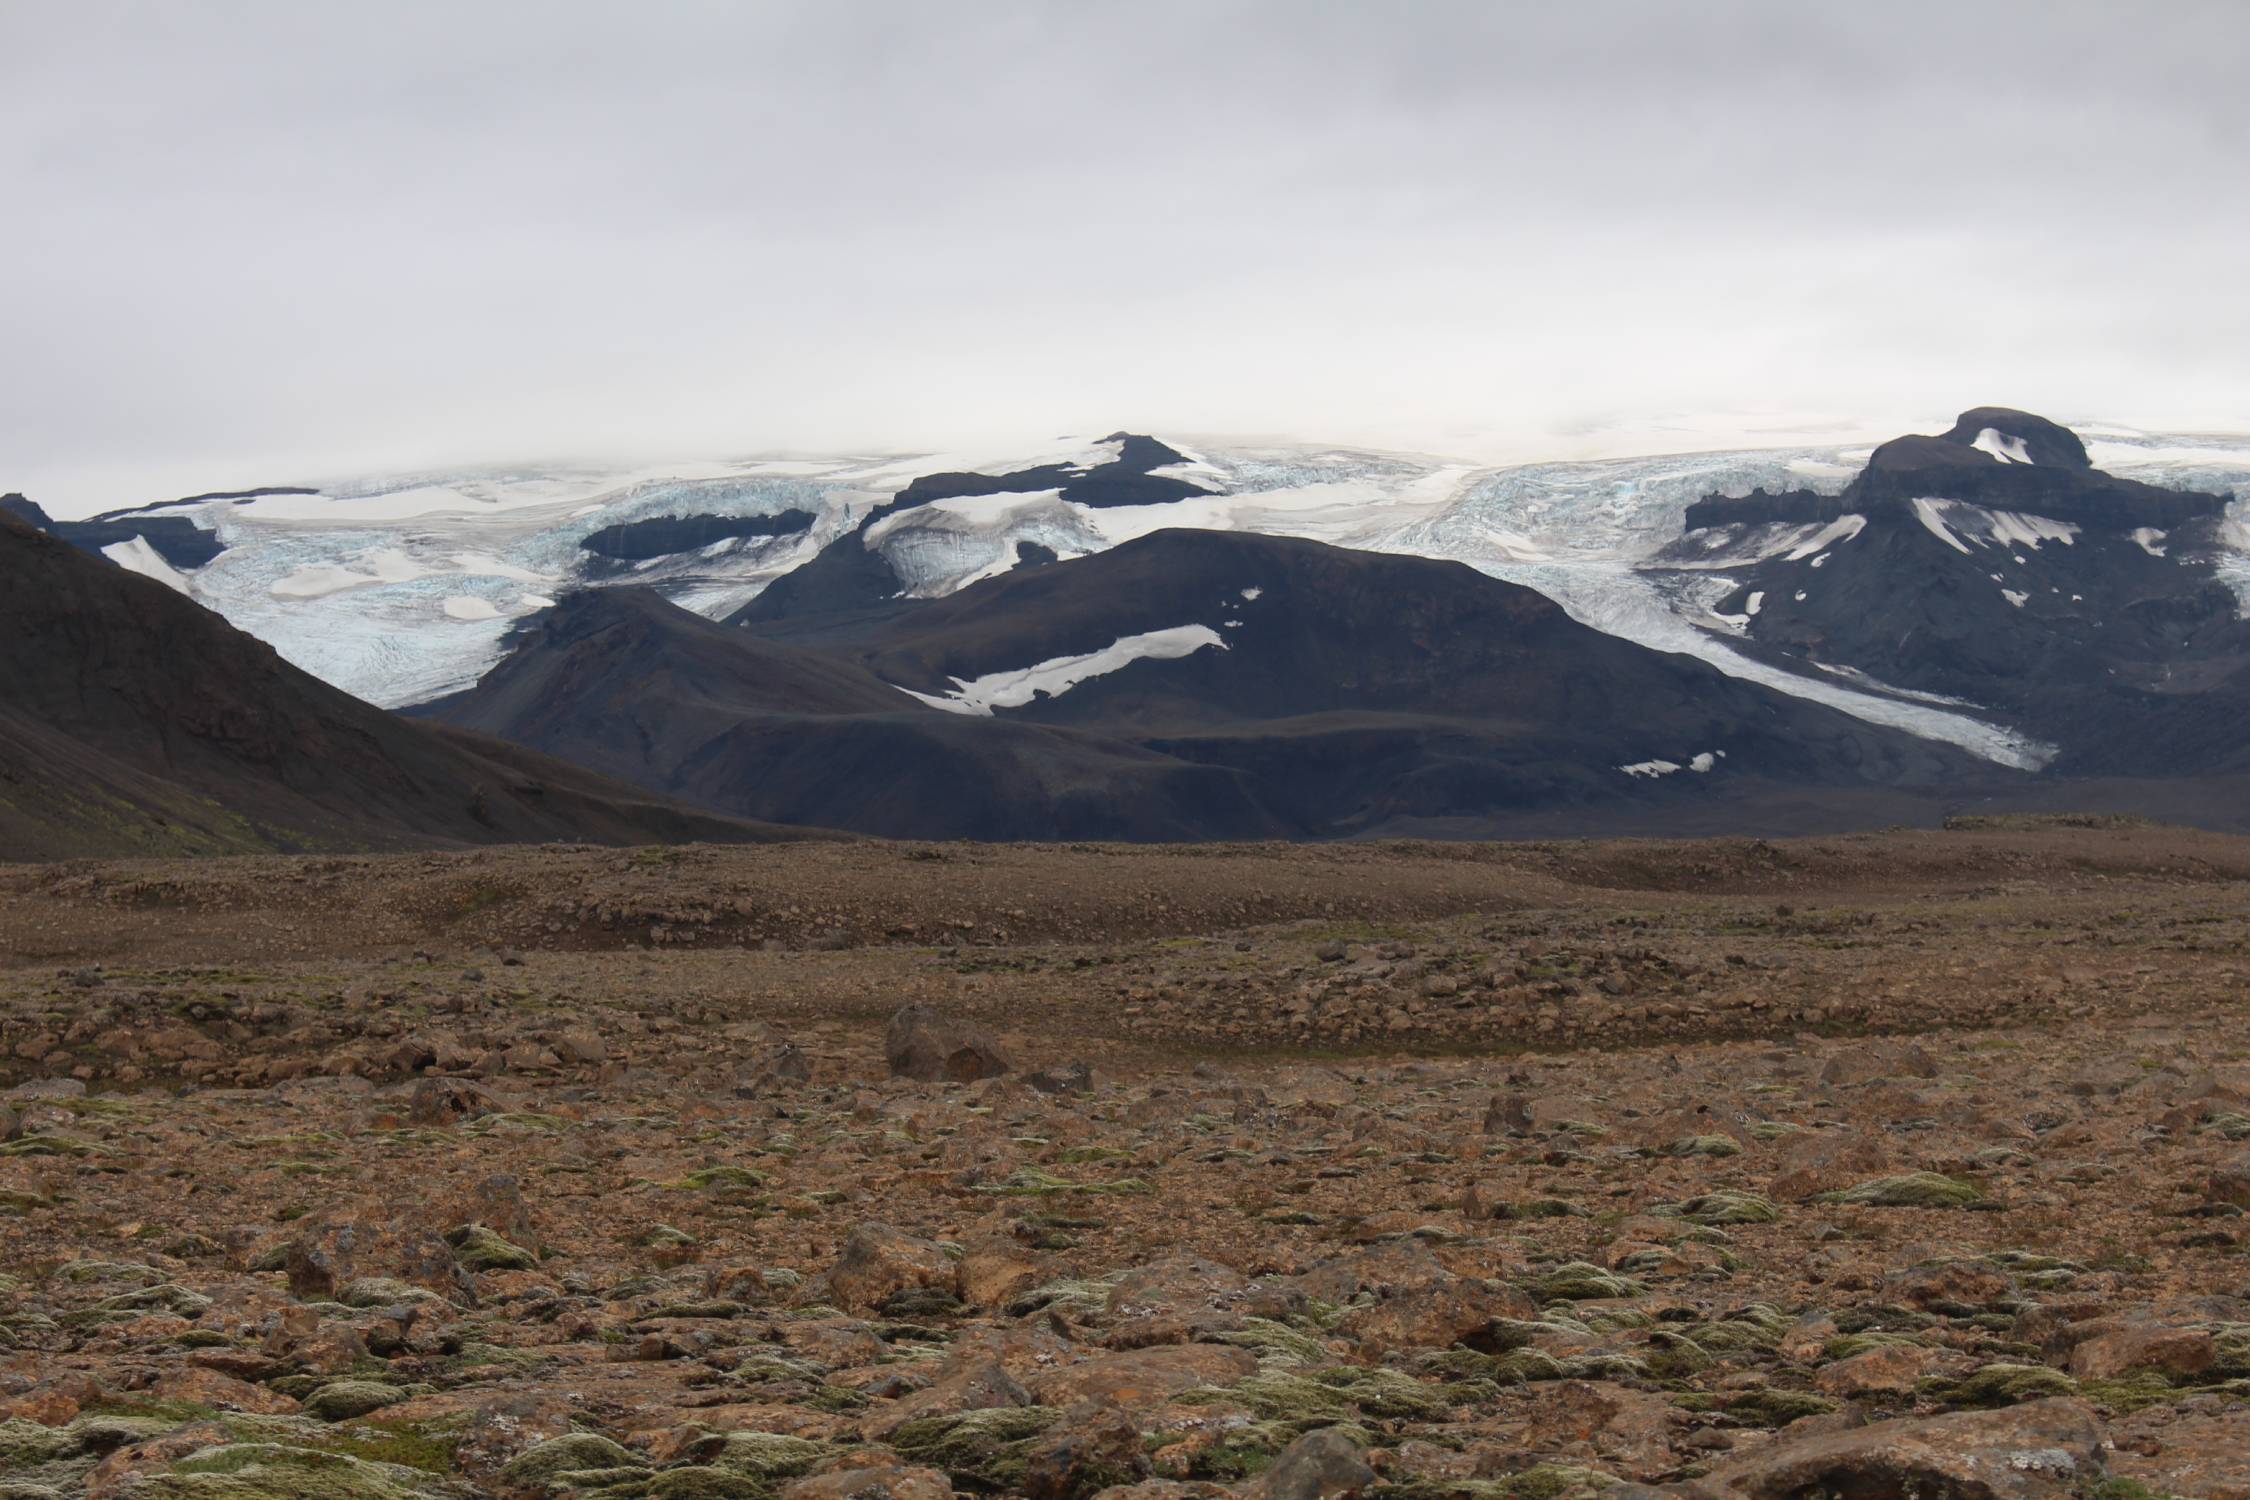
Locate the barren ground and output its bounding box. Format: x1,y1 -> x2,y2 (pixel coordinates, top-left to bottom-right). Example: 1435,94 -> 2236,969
2,824 -> 2246,1499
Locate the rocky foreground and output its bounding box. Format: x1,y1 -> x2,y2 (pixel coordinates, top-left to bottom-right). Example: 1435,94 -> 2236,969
2,828 -> 2248,1499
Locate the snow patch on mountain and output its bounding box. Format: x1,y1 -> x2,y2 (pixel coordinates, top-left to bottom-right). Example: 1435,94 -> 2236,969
102,535 -> 191,593
442,596 -> 504,621
1909,499 -> 2078,557
1973,428 -> 2036,464
1620,750 -> 1723,778
896,625 -> 1228,716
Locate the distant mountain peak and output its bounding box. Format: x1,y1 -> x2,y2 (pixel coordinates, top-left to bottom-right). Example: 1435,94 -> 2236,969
1936,407 -> 2091,469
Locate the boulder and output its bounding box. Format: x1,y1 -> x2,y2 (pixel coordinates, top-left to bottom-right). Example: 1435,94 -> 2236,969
828,1222 -> 959,1314
1250,1429 -> 1374,1500
885,1005 -> 1014,1083
1668,1397 -> 2106,1498
285,1208 -> 474,1305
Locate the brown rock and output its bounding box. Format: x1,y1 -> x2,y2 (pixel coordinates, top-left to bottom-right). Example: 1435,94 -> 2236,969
406,1076 -> 503,1126
0,1391 -> 77,1425
1029,1345 -> 1259,1411
1337,1278 -> 1533,1357
784,1467 -> 954,1500
1293,1240 -> 1457,1303
83,1422 -> 236,1500
957,1236 -> 1052,1311
285,1208 -> 474,1304
149,1366 -> 300,1415
861,1358 -> 1030,1440
2065,1315 -> 2216,1381
1670,1397 -> 2106,1499
1104,1255 -> 1298,1348
1023,1400 -> 1150,1500
1249,1428 -> 1375,1500
734,1043 -> 814,1095
1768,1128 -> 1893,1201
827,1222 -> 959,1313
427,1172 -> 542,1253
2208,1149 -> 2250,1210
1820,1041 -> 1939,1087
1522,1380 -> 1682,1473
1812,1343 -> 1937,1398
1883,1259 -> 2014,1314
885,1004 -> 1013,1082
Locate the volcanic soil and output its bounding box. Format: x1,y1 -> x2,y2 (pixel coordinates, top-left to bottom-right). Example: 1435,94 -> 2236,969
2,821 -> 2247,1498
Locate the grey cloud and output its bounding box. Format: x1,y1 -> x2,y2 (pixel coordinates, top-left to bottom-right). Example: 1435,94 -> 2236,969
4,0 -> 2245,514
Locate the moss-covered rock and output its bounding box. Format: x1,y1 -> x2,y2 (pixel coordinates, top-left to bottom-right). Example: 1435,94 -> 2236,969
887,1406 -> 1058,1491
1517,1263 -> 1650,1303
137,1443 -> 472,1500
669,1167 -> 766,1193
641,1467 -> 764,1500
1664,1135 -> 1743,1159
1680,1387 -> 1838,1427
1917,1363 -> 2079,1409
334,1279 -> 444,1311
95,1283 -> 214,1317
1376,1465 -> 1619,1499
498,1433 -> 648,1496
442,1226 -> 538,1273
1819,1173 -> 1984,1209
302,1384 -> 406,1424
1216,1316 -> 1331,1367
1821,1331 -> 1925,1362
1487,1198 -> 1585,1221
0,1414 -> 184,1493
1660,1191 -> 1779,1226
1240,1368 -> 1464,1425
695,1434 -> 836,1484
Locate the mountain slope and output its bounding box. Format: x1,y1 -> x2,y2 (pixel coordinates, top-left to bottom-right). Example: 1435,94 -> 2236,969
432,531 -> 2004,841
418,588 -> 1292,841
0,508 -> 802,859
800,529 -> 1994,832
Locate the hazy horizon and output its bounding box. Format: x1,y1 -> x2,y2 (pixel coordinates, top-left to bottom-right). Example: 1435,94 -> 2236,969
8,0 -> 2248,516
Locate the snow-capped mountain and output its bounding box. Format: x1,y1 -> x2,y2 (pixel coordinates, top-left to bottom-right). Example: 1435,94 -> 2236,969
1654,409 -> 2250,777
11,416 -> 2248,774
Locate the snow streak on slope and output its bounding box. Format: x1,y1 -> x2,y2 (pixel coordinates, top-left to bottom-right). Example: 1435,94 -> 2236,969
896,625 -> 1228,715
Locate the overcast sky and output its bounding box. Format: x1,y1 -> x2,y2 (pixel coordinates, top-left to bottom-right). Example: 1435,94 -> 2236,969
6,0 -> 2247,515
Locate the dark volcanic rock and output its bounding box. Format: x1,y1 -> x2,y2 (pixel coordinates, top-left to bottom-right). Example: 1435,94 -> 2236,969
579,509 -> 814,562
3,492 -> 226,570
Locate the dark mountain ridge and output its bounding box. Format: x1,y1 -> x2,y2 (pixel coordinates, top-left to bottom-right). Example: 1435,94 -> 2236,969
730,433 -> 1214,627
0,507 -> 799,860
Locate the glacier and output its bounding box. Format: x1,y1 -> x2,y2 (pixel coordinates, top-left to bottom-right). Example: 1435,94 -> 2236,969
65,428 -> 2250,768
